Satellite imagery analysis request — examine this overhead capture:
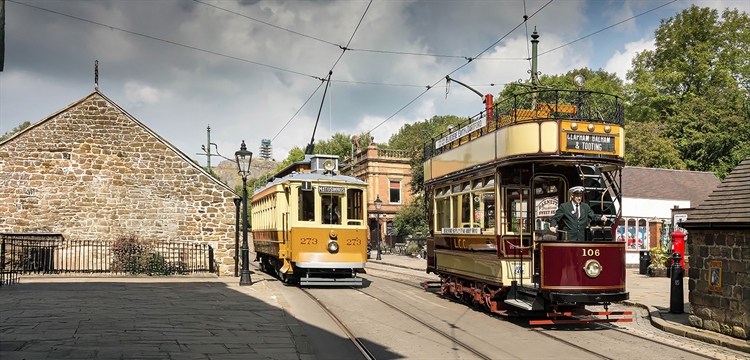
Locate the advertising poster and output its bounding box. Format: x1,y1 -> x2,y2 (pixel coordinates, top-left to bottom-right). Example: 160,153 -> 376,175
709,260 -> 722,292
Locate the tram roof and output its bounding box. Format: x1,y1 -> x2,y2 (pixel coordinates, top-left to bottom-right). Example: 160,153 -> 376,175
253,169 -> 366,196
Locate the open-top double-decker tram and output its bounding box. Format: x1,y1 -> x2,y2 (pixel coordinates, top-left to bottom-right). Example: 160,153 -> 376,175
251,154 -> 369,286
423,60 -> 632,323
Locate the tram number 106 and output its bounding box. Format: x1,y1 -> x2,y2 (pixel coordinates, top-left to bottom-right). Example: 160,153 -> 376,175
582,249 -> 600,257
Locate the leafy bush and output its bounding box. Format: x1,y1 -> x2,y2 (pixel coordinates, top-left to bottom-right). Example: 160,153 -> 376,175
405,242 -> 421,255
648,246 -> 671,269
111,234 -> 187,275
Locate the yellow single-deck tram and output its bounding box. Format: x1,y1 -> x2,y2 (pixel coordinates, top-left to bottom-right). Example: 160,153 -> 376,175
251,154 -> 368,286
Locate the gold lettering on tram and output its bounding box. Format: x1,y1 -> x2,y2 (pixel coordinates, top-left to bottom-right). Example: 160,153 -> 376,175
453,238 -> 469,249
581,249 -> 600,257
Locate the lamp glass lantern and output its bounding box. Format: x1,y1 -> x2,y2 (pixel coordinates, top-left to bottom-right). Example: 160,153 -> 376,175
235,140 -> 253,177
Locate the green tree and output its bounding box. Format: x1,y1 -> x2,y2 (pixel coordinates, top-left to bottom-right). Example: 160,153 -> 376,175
387,115 -> 464,194
313,132 -> 354,160
624,122 -> 686,169
275,146 -> 306,173
626,6 -> 750,178
500,68 -> 626,98
0,121 -> 32,143
393,195 -> 428,237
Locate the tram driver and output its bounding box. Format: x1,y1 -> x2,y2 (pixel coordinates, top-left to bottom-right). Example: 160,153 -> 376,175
322,196 -> 341,224
548,186 -> 607,241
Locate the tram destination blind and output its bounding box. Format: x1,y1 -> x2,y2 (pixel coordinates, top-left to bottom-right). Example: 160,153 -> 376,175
565,133 -> 615,153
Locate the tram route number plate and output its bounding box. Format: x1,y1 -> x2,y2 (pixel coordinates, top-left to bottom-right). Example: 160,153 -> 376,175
565,133 -> 615,153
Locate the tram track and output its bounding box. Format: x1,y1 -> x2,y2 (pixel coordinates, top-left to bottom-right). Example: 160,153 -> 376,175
367,268 -> 724,359
368,271 -> 619,360
301,273 -> 495,360
299,288 -> 376,360
352,286 -> 494,360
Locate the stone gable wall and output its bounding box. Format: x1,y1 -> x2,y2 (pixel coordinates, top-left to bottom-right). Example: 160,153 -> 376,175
687,229 -> 750,339
0,94 -> 238,275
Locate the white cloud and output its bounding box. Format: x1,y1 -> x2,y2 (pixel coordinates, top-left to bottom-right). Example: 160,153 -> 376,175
604,37 -> 655,82
123,82 -> 169,106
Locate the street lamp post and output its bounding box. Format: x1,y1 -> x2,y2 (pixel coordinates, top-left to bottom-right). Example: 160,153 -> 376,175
235,140 -> 253,286
374,195 -> 382,261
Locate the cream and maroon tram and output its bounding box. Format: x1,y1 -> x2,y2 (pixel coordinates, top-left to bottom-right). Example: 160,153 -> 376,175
251,154 -> 368,286
422,75 -> 632,324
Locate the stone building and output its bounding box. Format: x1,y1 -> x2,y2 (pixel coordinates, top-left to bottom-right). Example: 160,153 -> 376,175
0,91 -> 239,275
341,141 -> 413,246
682,157 -> 750,340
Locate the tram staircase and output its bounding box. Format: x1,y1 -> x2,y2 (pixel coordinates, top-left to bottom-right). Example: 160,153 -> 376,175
581,165 -> 621,241
504,166 -> 621,311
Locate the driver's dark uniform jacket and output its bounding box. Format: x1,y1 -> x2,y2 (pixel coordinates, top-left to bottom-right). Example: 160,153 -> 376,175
549,201 -> 603,241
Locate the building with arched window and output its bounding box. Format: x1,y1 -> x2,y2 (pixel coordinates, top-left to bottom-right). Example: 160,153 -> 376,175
618,166 -> 720,265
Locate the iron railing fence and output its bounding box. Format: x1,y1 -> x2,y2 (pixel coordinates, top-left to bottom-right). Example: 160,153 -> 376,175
1,236 -> 214,282
424,89 -> 625,160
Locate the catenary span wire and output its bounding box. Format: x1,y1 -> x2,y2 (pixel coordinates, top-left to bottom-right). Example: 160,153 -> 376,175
369,0 -> 554,133
192,0 -> 340,47
8,0 -> 322,81
197,0 -> 525,62
330,0 -> 372,70
271,80 -> 326,143
273,1 -> 371,144
539,0 -> 679,57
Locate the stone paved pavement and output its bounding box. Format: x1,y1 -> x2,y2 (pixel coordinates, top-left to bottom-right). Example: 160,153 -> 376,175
2,254 -> 748,359
0,275 -> 314,360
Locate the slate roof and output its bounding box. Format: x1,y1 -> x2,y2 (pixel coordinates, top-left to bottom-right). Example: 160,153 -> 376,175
622,166 -> 720,207
682,157 -> 750,228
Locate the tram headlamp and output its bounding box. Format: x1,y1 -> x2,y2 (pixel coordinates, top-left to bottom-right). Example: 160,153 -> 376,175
327,241 -> 339,253
583,259 -> 602,278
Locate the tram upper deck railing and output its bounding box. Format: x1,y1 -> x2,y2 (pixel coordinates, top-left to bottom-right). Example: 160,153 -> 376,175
424,89 -> 624,160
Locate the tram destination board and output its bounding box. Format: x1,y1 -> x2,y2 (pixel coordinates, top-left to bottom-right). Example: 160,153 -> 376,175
565,133 -> 615,153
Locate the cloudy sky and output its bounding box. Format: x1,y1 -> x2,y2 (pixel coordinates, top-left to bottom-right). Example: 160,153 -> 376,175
2,0 -> 748,165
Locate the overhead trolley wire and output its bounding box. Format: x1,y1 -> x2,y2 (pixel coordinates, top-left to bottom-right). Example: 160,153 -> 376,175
274,0 -> 373,146
8,0 -> 322,81
271,80 -> 327,143
192,0 -> 340,47
196,0 -> 526,62
369,0 -> 554,133
538,0 -> 679,57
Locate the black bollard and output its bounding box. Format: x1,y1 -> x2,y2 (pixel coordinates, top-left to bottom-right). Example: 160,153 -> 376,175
669,252 -> 684,314
639,250 -> 650,275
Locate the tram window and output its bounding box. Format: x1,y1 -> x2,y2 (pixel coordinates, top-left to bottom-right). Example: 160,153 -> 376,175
299,190 -> 315,221
461,193 -> 471,226
436,197 -> 449,230
505,188 -> 529,233
451,196 -> 460,227
532,176 -> 564,231
347,189 -> 363,222
322,195 -> 341,225
482,193 -> 495,230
